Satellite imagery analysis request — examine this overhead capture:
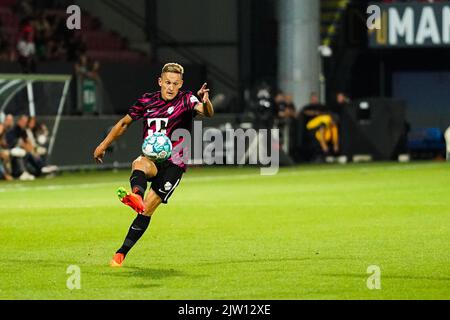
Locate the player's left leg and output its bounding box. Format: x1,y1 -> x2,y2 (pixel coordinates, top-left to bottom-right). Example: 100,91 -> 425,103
111,162 -> 183,267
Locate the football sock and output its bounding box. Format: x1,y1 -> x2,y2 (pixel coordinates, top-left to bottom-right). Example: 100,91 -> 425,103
130,170 -> 147,199
117,214 -> 151,256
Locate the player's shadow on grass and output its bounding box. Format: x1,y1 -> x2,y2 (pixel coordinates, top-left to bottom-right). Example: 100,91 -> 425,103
109,266 -> 204,281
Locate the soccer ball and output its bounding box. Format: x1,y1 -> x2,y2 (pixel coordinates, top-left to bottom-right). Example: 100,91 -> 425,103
142,132 -> 172,162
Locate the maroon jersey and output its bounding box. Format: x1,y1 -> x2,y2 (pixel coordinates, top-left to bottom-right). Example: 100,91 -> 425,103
128,90 -> 200,170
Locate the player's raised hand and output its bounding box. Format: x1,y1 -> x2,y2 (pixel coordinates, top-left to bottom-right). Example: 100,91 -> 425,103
94,146 -> 106,164
197,83 -> 210,99
202,90 -> 210,104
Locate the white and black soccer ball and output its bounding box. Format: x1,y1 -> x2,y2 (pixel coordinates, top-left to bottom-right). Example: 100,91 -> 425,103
142,132 -> 172,162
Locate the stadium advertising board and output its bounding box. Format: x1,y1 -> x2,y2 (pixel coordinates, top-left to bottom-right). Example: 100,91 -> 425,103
368,2 -> 450,48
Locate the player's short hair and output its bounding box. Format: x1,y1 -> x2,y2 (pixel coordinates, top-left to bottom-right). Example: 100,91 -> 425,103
162,63 -> 184,76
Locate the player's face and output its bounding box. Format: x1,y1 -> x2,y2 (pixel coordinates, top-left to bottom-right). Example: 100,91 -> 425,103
159,72 -> 183,101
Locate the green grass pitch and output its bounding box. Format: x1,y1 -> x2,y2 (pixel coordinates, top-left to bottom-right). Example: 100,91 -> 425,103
0,162 -> 449,300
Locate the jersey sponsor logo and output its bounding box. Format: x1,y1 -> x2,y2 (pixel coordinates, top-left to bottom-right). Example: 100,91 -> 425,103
147,118 -> 168,135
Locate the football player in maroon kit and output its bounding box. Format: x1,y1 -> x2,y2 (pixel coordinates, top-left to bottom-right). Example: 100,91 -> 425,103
93,63 -> 214,266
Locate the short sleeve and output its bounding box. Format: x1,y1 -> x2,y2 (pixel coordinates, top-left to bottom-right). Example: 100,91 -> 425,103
185,91 -> 200,112
127,94 -> 150,121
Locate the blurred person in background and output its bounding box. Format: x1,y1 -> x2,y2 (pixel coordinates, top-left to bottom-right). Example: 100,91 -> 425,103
26,117 -> 56,173
275,92 -> 298,158
17,26 -> 37,73
33,12 -> 52,61
330,92 -> 350,124
275,92 -> 297,120
3,114 -> 14,132
0,123 -> 13,181
248,80 -> 277,129
6,115 -> 43,179
46,36 -> 66,60
2,114 -> 33,180
75,53 -> 102,114
13,0 -> 34,19
301,92 -> 340,159
301,92 -> 329,122
75,53 -> 100,80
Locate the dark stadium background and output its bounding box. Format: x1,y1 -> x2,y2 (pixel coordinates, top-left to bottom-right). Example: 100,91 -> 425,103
0,0 -> 448,168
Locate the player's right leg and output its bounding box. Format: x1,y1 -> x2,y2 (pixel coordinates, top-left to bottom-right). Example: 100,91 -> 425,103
112,184 -> 163,267
112,157 -> 158,267
117,156 -> 157,214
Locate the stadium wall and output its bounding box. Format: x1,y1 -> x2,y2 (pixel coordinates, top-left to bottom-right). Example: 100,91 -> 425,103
41,115 -> 239,169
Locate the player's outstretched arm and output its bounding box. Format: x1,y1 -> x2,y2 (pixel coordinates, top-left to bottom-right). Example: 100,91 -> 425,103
93,115 -> 133,164
195,83 -> 214,118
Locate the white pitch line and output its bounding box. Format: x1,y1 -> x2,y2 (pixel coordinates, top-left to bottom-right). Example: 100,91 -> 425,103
0,163 -> 443,194
0,172 -> 289,193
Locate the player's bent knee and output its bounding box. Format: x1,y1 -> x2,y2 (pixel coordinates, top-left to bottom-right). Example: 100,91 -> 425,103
132,156 -> 157,178
143,190 -> 162,216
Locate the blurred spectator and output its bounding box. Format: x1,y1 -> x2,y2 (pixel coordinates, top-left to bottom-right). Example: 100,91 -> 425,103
75,53 -> 100,80
6,114 -> 43,179
274,91 -> 299,158
33,12 -> 52,60
2,115 -> 33,180
13,0 -> 34,19
0,123 -> 13,181
34,121 -> 50,158
6,115 -> 31,155
3,114 -> 14,132
4,1 -> 145,65
330,92 -> 350,123
26,117 -> 53,171
301,92 -> 329,121
17,27 -> 37,73
275,92 -> 297,120
301,93 -> 340,157
74,53 -> 103,115
46,37 -> 66,60
91,60 -> 101,80
247,81 -> 277,129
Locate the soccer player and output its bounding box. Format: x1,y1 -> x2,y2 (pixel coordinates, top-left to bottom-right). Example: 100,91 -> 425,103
93,63 -> 214,267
